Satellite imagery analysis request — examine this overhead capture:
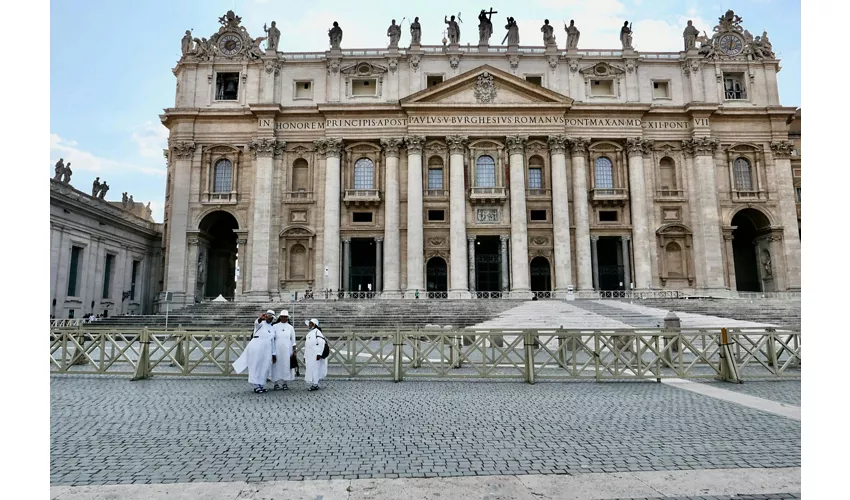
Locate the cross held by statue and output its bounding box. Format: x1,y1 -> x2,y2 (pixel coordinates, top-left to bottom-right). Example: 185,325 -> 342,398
485,8 -> 498,17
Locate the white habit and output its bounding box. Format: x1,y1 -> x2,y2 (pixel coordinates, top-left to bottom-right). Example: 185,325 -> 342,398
232,319 -> 277,385
305,327 -> 328,386
270,321 -> 296,383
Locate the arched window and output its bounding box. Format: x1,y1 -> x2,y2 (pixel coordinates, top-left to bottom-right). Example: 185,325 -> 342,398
733,157 -> 753,191
475,155 -> 496,188
353,158 -> 374,190
213,159 -> 232,193
665,242 -> 684,277
594,156 -> 614,189
659,157 -> 677,190
289,244 -> 307,279
528,155 -> 544,190
427,156 -> 444,191
292,159 -> 309,192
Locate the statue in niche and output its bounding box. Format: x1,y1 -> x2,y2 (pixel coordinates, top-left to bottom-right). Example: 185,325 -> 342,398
501,17 -> 519,46
181,30 -> 194,56
387,19 -> 401,48
328,21 -> 343,49
683,20 -> 699,50
541,19 -> 555,46
478,9 -> 496,44
98,182 -> 109,199
620,21 -> 633,50
410,17 -> 421,44
264,21 -> 280,52
53,158 -> 65,180
761,249 -> 773,279
565,20 -> 580,49
444,15 -> 460,44
62,162 -> 72,184
92,177 -> 101,197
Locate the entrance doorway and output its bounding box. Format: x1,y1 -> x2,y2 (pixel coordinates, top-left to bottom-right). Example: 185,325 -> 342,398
597,237 -> 624,290
530,257 -> 552,292
349,238 -> 376,292
731,208 -> 771,292
475,236 -> 502,292
198,211 -> 238,299
426,257 -> 448,293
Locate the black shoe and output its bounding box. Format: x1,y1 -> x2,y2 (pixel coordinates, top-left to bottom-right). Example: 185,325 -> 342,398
281,384 -> 289,391
308,385 -> 319,391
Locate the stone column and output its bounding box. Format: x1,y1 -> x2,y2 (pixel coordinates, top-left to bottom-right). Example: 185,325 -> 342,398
405,136 -> 426,297
186,237 -> 200,302
548,135 -> 573,292
569,137 -> 593,290
500,235 -> 510,291
317,139 -> 344,292
770,141 -> 802,290
722,232 -> 737,290
235,237 -> 247,301
507,135 -> 531,295
375,237 -> 383,292
446,135 -> 469,297
683,137 -> 726,291
342,237 -> 351,292
165,142 -> 196,305
626,137 -> 653,290
590,235 -> 600,290
621,236 -> 631,290
247,137 -> 284,300
380,137 -> 404,293
468,236 -> 476,293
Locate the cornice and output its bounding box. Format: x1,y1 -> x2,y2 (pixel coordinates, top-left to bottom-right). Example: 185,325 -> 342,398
50,180 -> 162,237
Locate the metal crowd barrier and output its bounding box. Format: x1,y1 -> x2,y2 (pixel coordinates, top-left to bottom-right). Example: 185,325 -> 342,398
50,326 -> 800,384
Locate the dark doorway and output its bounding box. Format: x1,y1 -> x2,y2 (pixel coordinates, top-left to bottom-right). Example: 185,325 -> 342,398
426,257 -> 448,292
731,208 -> 770,292
597,237 -> 624,290
530,257 -> 552,292
475,236 -> 502,292
198,211 -> 239,299
349,238 -> 376,292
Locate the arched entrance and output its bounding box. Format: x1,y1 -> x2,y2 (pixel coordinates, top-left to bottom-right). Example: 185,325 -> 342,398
731,208 -> 771,292
530,257 -> 552,292
426,257 -> 448,292
198,211 -> 238,299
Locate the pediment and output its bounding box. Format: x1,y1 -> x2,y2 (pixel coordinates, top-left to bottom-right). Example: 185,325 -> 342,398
578,62 -> 626,78
401,65 -> 572,107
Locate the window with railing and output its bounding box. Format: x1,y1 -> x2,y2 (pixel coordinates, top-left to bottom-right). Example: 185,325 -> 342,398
475,155 -> 496,188
353,158 -> 374,189
733,157 -> 753,191
213,159 -> 232,192
595,156 -> 614,189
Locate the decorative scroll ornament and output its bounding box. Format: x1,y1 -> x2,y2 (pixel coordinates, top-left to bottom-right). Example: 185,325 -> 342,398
327,58 -> 341,75
506,135 -> 528,156
409,54 -> 422,71
264,59 -> 283,75
380,137 -> 404,158
770,140 -> 795,159
626,137 -> 654,156
547,55 -> 558,71
530,236 -> 549,246
473,71 -> 497,104
404,135 -> 426,154
682,137 -> 719,157
547,135 -> 569,155
250,138 -> 278,158
170,141 -> 196,160
508,54 -> 520,70
567,137 -> 590,156
449,54 -> 461,69
324,138 -> 344,158
445,135 -> 469,155
428,237 -> 446,247
387,58 -> 398,74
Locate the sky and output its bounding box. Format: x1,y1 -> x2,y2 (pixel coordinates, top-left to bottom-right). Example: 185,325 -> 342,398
49,0 -> 801,223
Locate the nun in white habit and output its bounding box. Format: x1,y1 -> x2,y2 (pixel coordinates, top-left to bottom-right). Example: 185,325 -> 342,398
232,309 -> 277,393
270,310 -> 296,390
304,318 -> 328,391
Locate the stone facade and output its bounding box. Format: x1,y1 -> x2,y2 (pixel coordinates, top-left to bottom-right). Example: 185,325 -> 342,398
160,9 -> 800,307
50,180 -> 163,318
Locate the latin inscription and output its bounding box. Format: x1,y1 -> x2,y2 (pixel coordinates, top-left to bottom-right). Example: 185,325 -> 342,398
264,117 -> 709,130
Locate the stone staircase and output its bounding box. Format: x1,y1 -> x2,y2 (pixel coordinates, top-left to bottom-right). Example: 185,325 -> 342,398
636,297 -> 801,328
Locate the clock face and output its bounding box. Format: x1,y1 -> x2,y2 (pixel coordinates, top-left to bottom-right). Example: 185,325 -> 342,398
718,34 -> 744,56
218,34 -> 242,56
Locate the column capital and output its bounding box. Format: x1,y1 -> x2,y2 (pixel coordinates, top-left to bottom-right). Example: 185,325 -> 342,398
187,236 -> 200,246
566,137 -> 590,156
313,138 -> 344,158
621,235 -> 631,242
770,140 -> 795,159
682,136 -> 718,157
506,135 -> 529,155
380,137 -> 405,158
446,135 -> 469,155
170,141 -> 196,160
467,235 -> 477,243
249,138 -> 284,158
237,238 -> 248,246
547,135 -> 569,156
590,235 -> 600,242
404,135 -> 426,154
500,234 -> 510,243
375,236 -> 384,243
626,137 -> 653,156
342,237 -> 351,243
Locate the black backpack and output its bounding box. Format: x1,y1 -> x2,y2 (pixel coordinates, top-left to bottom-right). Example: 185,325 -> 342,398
316,330 -> 330,359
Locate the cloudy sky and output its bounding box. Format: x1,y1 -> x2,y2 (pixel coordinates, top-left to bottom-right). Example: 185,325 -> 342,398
50,0 -> 801,223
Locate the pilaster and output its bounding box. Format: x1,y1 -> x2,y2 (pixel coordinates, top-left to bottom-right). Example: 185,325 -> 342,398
446,135 -> 470,298
317,138 -> 344,292
626,137 -> 653,290
247,137 -> 284,301
769,140 -> 801,290
404,135 -> 426,297
568,137 -> 593,290
165,141 -> 196,306
547,135 -> 573,291
506,135 -> 531,294
380,137 -> 404,293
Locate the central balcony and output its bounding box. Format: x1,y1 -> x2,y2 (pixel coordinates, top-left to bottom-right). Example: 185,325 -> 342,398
343,189 -> 382,207
283,190 -> 313,204
590,187 -> 628,206
424,189 -> 449,200
469,187 -> 507,204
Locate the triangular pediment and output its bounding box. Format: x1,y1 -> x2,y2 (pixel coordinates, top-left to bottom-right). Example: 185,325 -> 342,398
401,65 -> 572,107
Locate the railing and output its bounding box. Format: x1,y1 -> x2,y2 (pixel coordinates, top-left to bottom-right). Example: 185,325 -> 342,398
526,188 -> 551,198
50,319 -> 89,328
283,191 -> 313,202
590,188 -> 628,201
578,50 -> 624,57
343,189 -> 381,205
532,291 -> 554,299
469,187 -> 507,197
732,190 -> 768,201
473,291 -> 503,299
639,52 -> 681,59
50,326 -> 800,383
205,192 -> 236,203
518,46 -> 546,54
734,291 -> 801,300
656,189 -> 685,198
282,52 -> 325,60
424,189 -> 449,198
573,290 -> 683,299
426,291 -> 448,299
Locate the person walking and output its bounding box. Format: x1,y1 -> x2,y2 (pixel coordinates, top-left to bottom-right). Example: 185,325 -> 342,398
232,310 -> 277,393
270,310 -> 296,390
304,318 -> 328,391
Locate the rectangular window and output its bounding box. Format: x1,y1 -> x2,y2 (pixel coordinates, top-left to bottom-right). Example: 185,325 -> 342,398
352,79 -> 377,96
213,160 -> 232,193
67,246 -> 83,297
723,73 -> 746,100
215,72 -> 240,100
599,211 -> 618,222
427,210 -> 445,222
426,75 -> 443,87
352,212 -> 373,223
102,254 -> 115,299
652,80 -> 670,99
353,163 -> 374,189
525,75 -> 542,86
475,162 -> 496,188
530,210 -> 547,222
590,80 -> 614,96
795,186 -> 801,202
295,80 -> 312,99
528,168 -> 543,190
68,309 -> 75,319
428,168 -> 444,190
130,260 -> 140,301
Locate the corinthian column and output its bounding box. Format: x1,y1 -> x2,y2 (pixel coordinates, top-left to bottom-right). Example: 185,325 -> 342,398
770,141 -> 801,290
626,137 -> 653,290
683,137 -> 725,291
507,135 -> 531,295
405,136 -> 426,297
165,142 -> 195,306
317,138 -> 344,292
569,137 -> 593,290
380,137 -> 404,294
247,138 -> 284,300
548,135 -> 573,292
446,135 -> 469,297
